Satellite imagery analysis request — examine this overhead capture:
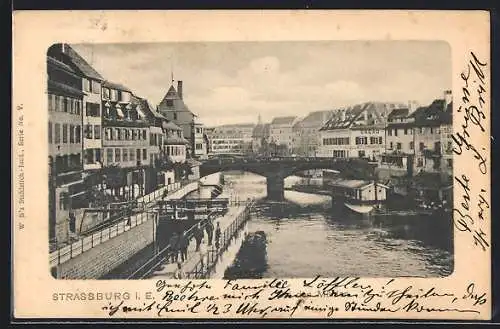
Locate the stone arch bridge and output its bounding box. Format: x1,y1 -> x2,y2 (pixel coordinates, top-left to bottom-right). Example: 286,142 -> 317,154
199,156 -> 377,201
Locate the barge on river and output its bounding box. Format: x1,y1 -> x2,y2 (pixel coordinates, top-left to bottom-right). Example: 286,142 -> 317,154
329,179 -> 390,218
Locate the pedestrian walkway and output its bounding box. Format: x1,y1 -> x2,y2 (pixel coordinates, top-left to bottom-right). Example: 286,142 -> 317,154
150,204 -> 249,279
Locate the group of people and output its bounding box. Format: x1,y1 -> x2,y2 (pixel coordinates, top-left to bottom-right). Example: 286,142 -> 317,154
170,219 -> 222,279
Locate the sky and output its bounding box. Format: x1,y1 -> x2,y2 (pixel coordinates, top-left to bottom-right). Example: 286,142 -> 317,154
71,41 -> 451,127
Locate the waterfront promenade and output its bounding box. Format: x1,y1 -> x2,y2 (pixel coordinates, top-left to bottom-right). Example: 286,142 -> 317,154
149,202 -> 251,279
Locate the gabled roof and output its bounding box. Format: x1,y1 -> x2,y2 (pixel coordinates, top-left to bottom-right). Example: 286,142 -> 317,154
158,84 -> 195,116
65,44 -> 104,81
320,102 -> 406,131
271,116 -> 297,125
409,99 -> 452,126
102,81 -> 131,92
388,108 -> 409,120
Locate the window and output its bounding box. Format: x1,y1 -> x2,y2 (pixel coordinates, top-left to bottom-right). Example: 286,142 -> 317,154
59,192 -> 68,210
447,159 -> 453,168
83,78 -> 91,92
104,128 -> 110,140
419,142 -> 425,151
131,129 -> 136,140
130,148 -> 135,162
379,137 -> 383,144
142,130 -> 146,140
123,148 -> 128,162
86,103 -> 100,117
388,129 -> 392,136
69,124 -> 75,143
102,88 -> 110,100
115,148 -> 121,162
394,129 -> 398,137
94,125 -> 101,139
166,99 -> 174,106
106,148 -> 113,164
48,94 -> 55,111
125,129 -> 130,140
110,89 -> 118,101
85,124 -> 93,139
54,123 -> 60,143
92,81 -> 100,94
389,142 -> 393,149
48,122 -> 52,143
150,133 -> 155,146
75,125 -> 81,143
430,127 -> 433,134
95,149 -> 101,162
62,97 -> 69,113
397,142 -> 402,150
404,129 -> 408,135
143,149 -> 147,160
410,141 -> 414,150
62,124 -> 68,143
173,113 -> 177,120
358,150 -> 366,158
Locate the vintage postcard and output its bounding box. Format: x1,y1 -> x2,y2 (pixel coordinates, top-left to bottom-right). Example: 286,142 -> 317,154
12,10 -> 491,320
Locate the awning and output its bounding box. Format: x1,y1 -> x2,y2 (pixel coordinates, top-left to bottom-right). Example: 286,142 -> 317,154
344,203 -> 374,214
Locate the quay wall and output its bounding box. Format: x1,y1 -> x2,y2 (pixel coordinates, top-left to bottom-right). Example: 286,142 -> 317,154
55,181 -> 202,279
56,218 -> 154,279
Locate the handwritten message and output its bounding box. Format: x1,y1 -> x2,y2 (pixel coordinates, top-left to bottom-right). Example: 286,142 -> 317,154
88,277 -> 487,318
452,52 -> 490,252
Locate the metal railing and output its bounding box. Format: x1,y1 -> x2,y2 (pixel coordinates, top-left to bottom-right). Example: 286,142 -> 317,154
128,200 -> 255,280
186,202 -> 253,279
49,180 -> 196,267
49,211 -> 153,267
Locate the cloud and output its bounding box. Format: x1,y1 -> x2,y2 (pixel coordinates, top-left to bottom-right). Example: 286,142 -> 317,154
70,41 -> 451,127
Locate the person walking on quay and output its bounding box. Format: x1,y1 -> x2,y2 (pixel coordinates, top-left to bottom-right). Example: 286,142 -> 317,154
193,223 -> 204,252
198,238 -> 207,273
205,220 -> 214,246
215,222 -> 221,250
179,231 -> 189,262
173,261 -> 186,279
168,232 -> 180,263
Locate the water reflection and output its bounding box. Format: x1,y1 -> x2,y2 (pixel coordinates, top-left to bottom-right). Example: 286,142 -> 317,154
223,171 -> 453,278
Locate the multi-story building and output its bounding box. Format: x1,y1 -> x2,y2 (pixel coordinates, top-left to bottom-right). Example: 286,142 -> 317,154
379,90 -> 453,181
269,116 -> 298,154
157,80 -> 207,159
47,50 -> 85,244
318,102 -> 405,159
206,123 -> 255,155
101,81 -> 150,200
292,110 -> 333,157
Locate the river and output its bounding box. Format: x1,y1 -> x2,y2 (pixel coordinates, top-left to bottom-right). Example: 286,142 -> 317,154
223,171 -> 454,278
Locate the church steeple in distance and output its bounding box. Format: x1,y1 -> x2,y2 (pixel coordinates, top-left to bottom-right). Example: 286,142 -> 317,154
257,113 -> 262,125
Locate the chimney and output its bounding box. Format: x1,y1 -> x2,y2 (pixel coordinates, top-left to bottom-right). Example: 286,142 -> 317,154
444,90 -> 452,110
61,43 -> 66,53
340,109 -> 346,121
177,81 -> 183,100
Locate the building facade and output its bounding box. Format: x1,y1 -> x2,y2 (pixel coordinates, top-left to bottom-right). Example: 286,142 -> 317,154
101,81 -> 149,200
292,110 -> 333,157
205,123 -> 255,155
47,52 -> 85,244
269,116 -> 298,154
157,80 -> 207,159
318,102 -> 405,159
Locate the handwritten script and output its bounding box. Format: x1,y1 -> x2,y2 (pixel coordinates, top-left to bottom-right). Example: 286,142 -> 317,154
96,278 -> 486,318
452,51 -> 490,252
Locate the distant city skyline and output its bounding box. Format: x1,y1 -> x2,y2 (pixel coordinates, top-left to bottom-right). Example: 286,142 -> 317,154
71,41 -> 451,127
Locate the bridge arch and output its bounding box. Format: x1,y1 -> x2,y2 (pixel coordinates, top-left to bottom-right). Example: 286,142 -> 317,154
199,157 -> 376,201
